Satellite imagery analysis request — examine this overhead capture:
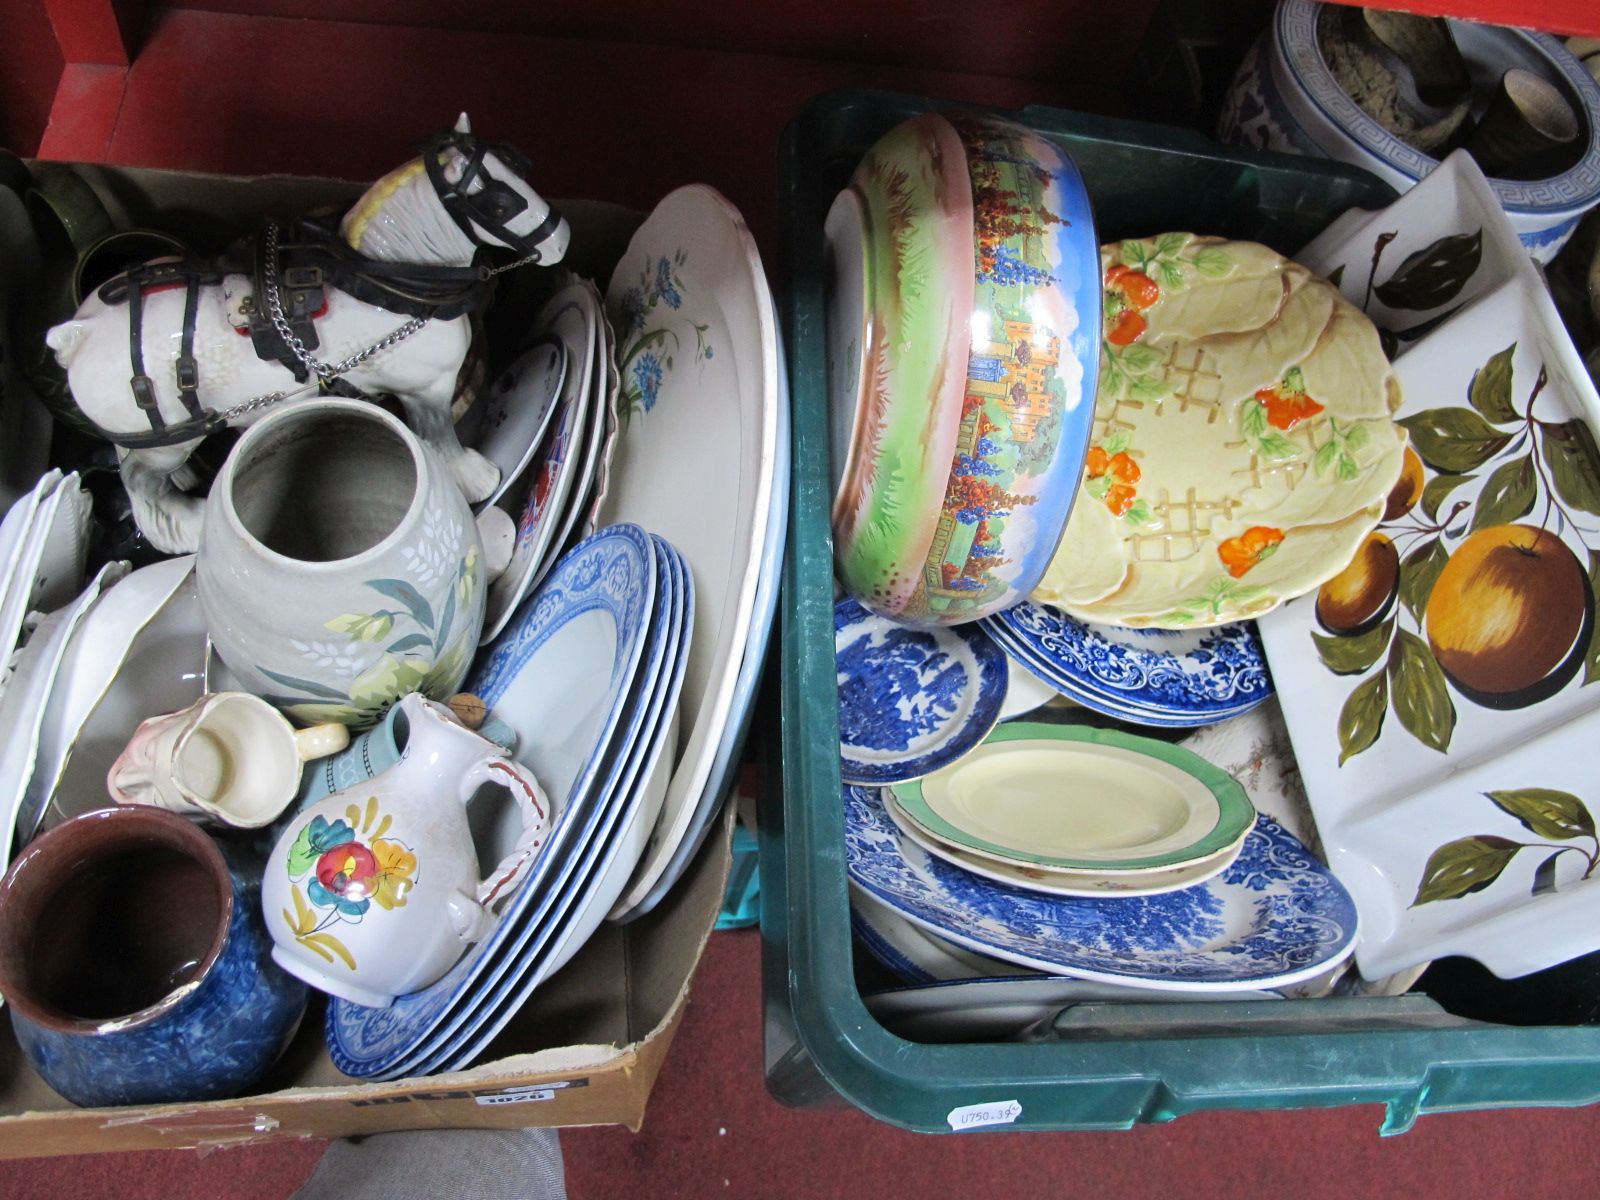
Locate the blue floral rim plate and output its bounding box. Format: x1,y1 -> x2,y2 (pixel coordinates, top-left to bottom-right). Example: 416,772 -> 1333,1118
981,602 -> 1271,726
844,784 -> 1357,991
326,523 -> 660,1077
836,597 -> 1008,786
412,536 -> 695,1076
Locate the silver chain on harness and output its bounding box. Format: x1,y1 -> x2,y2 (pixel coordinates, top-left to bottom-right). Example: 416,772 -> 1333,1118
205,224 -> 529,424
263,222 -> 428,381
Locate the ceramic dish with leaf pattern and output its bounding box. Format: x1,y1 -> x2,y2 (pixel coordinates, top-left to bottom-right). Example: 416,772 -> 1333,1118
1257,154 -> 1600,979
1031,232 -> 1407,628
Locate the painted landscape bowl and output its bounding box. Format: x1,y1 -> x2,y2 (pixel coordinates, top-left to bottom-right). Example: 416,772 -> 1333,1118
827,112 -> 1101,628
1217,0 -> 1600,261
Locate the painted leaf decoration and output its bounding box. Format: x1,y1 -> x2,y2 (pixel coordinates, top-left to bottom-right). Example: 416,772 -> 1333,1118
257,667 -> 349,701
1539,419 -> 1600,516
1467,344 -> 1518,423
1337,671 -> 1387,765
1313,440 -> 1341,475
1484,787 -> 1596,841
1119,344 -> 1162,373
1313,617 -> 1394,676
1421,472 -> 1474,522
385,632 -> 433,654
1467,454 -> 1536,533
1372,230 -> 1483,311
1191,247 -> 1231,277
1399,538 -> 1448,622
1155,232 -> 1187,255
1398,407 -> 1514,473
295,931 -> 335,963
1101,430 -> 1133,456
1587,549 -> 1600,687
1387,630 -> 1456,754
1242,400 -> 1266,438
1533,852 -> 1563,897
1129,375 -> 1170,403
286,826 -> 320,878
1413,835 -> 1522,905
366,579 -> 436,631
1393,304 -> 1466,345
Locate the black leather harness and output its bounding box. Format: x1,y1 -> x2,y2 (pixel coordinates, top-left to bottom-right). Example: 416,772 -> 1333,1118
74,128 -> 561,451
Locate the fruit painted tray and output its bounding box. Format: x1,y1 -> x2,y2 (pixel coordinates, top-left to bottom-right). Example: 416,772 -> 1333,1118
1256,153 -> 1600,980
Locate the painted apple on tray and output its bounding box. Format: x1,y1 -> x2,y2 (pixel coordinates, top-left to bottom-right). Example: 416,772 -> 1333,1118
1254,151 -> 1600,979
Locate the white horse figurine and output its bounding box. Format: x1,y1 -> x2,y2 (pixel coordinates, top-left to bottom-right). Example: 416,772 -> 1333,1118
46,114 -> 570,554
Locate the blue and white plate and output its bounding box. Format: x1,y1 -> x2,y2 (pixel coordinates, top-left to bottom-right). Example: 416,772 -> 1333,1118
411,536 -> 694,1076
836,598 -> 1007,786
981,603 -> 1271,727
326,524 -> 660,1078
845,784 -> 1356,991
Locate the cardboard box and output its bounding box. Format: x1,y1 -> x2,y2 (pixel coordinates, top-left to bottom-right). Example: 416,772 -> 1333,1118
0,163 -> 734,1154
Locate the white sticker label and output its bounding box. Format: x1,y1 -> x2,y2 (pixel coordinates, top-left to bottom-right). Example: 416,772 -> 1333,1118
474,1087 -> 557,1107
946,1099 -> 1022,1131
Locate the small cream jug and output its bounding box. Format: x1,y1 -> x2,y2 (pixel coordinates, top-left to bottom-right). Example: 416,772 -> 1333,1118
261,694 -> 552,1007
108,692 -> 349,828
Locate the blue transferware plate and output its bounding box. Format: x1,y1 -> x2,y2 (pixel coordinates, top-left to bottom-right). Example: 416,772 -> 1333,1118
409,536 -> 694,1077
845,784 -> 1356,991
981,602 -> 1271,727
836,598 -> 1007,786
326,524 -> 659,1078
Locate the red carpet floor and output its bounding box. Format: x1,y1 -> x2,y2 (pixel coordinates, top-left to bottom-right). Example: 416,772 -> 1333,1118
5,928 -> 1600,1199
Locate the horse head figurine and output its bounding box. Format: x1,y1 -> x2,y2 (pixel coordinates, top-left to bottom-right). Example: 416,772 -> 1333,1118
46,114 -> 570,554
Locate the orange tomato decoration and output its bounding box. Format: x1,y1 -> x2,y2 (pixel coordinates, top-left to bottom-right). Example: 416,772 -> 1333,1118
1253,366 -> 1323,431
1218,526 -> 1286,578
1085,446 -> 1110,476
1106,484 -> 1136,517
1107,451 -> 1140,484
1107,309 -> 1147,346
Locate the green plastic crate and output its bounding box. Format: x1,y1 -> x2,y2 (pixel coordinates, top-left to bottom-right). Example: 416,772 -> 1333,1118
760,88 -> 1600,1135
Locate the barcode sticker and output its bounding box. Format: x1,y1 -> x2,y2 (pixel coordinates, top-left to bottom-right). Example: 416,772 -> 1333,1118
946,1100 -> 1022,1131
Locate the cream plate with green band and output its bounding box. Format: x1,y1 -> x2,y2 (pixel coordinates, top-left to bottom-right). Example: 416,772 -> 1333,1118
888,722 -> 1255,873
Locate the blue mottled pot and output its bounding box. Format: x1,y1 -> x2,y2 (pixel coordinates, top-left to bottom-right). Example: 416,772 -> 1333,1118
0,807 -> 307,1108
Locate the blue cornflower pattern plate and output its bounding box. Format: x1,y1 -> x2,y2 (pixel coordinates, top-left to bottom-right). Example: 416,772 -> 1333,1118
981,602 -> 1271,726
836,597 -> 1007,786
326,524 -> 660,1077
845,784 -> 1356,990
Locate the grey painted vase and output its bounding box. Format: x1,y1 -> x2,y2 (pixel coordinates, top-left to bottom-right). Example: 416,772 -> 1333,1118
0,807 -> 307,1108
197,400 -> 486,730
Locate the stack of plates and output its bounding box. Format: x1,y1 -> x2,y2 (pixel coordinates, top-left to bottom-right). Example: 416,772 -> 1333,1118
980,601 -> 1273,728
327,523 -> 693,1079
479,276 -> 620,645
0,469 -> 93,696
845,722 -> 1359,993
884,723 -> 1257,897
595,184 -> 784,922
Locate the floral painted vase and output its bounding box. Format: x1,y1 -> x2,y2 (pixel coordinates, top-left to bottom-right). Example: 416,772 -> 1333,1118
196,399 -> 486,729
261,695 -> 552,1007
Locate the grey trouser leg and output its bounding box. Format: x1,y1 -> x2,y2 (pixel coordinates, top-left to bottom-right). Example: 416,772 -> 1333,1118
292,1128 -> 566,1200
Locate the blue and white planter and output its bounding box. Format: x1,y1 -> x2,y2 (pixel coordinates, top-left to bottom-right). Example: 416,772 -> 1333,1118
1218,0 -> 1600,261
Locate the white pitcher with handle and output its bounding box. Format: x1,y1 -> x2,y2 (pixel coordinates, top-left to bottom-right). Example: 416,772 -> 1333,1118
261,693 -> 552,1006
